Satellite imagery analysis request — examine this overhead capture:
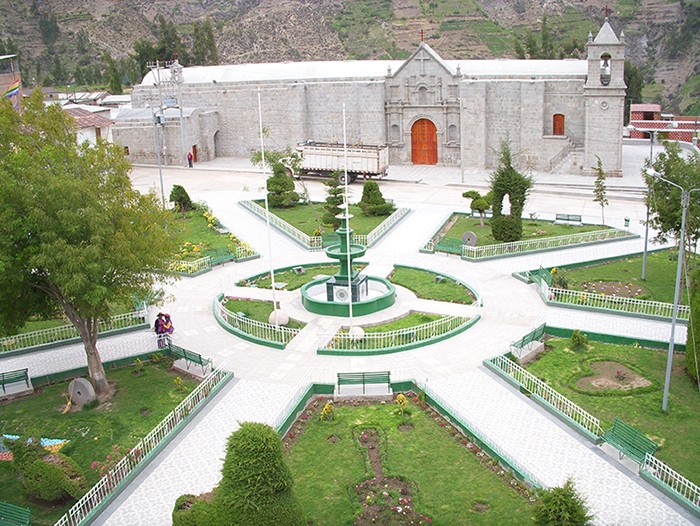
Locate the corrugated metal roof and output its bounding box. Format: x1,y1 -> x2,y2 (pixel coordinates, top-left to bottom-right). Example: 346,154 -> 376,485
65,107 -> 112,129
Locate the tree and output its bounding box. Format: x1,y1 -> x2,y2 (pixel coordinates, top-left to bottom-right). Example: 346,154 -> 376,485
170,185 -> 194,218
540,15 -> 554,59
532,478 -> 593,526
156,15 -> 188,64
359,180 -> 393,216
191,20 -> 218,66
462,190 -> 490,227
687,270 -> 700,382
267,163 -> 299,208
39,13 -> 59,49
103,53 -> 123,95
592,156 -> 608,225
132,39 -> 159,78
323,172 -> 345,228
489,139 -> 533,242
51,55 -> 66,86
0,92 -> 179,397
624,60 -> 644,125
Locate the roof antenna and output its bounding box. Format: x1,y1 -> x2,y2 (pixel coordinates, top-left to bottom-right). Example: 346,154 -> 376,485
420,29 -> 424,42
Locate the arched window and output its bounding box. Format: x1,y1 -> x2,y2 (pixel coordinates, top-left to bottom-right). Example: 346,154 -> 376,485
600,53 -> 611,86
448,124 -> 458,143
391,124 -> 400,142
553,114 -> 565,136
418,86 -> 428,105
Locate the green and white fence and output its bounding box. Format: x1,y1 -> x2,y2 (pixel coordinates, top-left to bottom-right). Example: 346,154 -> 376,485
531,267 -> 690,321
485,354 -> 604,438
461,228 -> 633,260
164,244 -> 259,276
641,454 -> 700,516
322,315 -> 469,352
0,305 -> 149,354
240,200 -> 410,251
54,366 -> 232,526
217,300 -> 300,346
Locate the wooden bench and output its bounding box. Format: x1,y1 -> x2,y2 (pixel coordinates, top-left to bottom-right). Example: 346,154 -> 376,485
554,213 -> 583,226
602,417 -> 658,464
0,501 -> 31,526
337,371 -> 391,394
168,344 -> 212,375
0,369 -> 30,394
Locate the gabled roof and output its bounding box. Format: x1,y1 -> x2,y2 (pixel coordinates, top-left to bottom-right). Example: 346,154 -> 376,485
593,19 -> 620,45
390,41 -> 456,78
65,107 -> 112,129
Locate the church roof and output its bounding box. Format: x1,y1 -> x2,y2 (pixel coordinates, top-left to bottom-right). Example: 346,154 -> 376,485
593,19 -> 620,45
140,58 -> 587,86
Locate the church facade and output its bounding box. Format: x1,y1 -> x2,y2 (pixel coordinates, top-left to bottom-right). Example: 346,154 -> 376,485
113,19 -> 625,176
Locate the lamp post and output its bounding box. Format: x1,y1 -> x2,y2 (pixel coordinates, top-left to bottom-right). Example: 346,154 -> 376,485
150,105 -> 166,209
648,170 -> 700,412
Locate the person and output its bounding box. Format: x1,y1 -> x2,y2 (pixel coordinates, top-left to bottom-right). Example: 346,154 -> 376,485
162,314 -> 174,346
187,151 -> 193,168
154,313 -> 166,348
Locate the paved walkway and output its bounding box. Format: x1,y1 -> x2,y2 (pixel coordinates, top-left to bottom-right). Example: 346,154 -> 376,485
6,144 -> 696,525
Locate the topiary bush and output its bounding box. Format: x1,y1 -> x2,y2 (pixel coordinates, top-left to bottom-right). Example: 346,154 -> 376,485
532,478 -> 593,526
172,422 -> 305,526
170,185 -> 194,218
359,181 -> 394,216
570,330 -> 588,352
489,139 -> 532,242
6,437 -> 87,502
267,163 -> 300,208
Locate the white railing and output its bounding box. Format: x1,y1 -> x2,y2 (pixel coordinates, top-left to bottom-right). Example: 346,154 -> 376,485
415,379 -> 544,488
641,454 -> 700,511
0,306 -> 149,354
366,208 -> 410,246
240,200 -> 323,251
540,284 -> 690,320
486,354 -> 603,437
54,366 -> 232,526
218,301 -> 300,345
323,315 -> 468,351
164,256 -> 212,275
461,228 -> 632,260
271,376 -> 313,432
234,244 -> 258,260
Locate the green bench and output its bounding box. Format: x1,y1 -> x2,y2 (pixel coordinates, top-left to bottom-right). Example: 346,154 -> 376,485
554,213 -> 583,226
337,371 -> 391,394
0,501 -> 31,526
602,417 -> 658,464
207,247 -> 235,266
168,344 -> 212,375
0,369 -> 30,394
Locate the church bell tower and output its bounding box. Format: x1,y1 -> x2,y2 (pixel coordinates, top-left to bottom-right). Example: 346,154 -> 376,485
584,18 -> 626,176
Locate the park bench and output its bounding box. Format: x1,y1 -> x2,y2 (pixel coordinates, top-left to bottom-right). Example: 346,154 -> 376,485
0,368 -> 30,394
554,213 -> 583,226
337,371 -> 391,394
207,247 -> 234,266
168,344 -> 212,375
0,501 -> 31,526
602,417 -> 658,464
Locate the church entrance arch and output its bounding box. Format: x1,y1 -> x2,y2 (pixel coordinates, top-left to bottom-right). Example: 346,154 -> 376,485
411,119 -> 437,165
213,130 -> 222,158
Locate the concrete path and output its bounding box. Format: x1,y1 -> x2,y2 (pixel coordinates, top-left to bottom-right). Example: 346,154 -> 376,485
7,143 -> 695,525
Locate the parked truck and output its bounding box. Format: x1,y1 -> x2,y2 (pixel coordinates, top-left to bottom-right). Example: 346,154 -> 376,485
283,141 -> 389,183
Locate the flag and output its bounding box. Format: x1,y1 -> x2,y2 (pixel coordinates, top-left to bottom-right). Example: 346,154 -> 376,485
3,79 -> 20,98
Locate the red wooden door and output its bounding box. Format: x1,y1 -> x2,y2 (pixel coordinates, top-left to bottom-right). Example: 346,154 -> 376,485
192,145 -> 198,162
553,114 -> 565,136
411,119 -> 437,165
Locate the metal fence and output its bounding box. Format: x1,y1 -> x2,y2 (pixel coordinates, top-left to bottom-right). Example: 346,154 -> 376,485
367,207 -> 410,245
0,306 -> 149,354
164,256 -> 212,275
322,315 -> 468,351
485,354 -> 604,437
218,301 -> 300,346
460,228 -> 632,260
641,454 -> 700,513
53,366 -> 232,526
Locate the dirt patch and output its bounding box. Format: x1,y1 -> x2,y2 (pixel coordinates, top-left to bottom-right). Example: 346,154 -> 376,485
471,500 -> 491,513
140,407 -> 151,416
326,434 -> 340,443
576,361 -> 652,391
580,281 -> 644,298
397,422 -> 414,432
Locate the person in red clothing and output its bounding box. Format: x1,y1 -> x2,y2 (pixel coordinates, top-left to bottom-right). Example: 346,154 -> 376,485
187,151 -> 193,168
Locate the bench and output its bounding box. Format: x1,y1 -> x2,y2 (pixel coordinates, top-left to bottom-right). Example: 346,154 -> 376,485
337,371 -> 391,394
554,213 -> 583,226
0,501 -> 31,526
0,369 -> 30,394
207,247 -> 234,266
602,417 -> 658,464
168,344 -> 212,375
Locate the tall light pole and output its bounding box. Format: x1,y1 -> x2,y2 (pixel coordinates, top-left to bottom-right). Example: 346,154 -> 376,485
648,170 -> 700,412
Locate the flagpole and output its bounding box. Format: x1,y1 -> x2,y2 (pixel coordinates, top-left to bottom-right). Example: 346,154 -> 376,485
342,103 -> 354,330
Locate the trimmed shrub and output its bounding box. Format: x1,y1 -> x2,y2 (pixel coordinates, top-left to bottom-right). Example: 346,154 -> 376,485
359,181 -> 393,216
173,494 -> 214,526
267,163 -> 300,208
490,215 -> 522,242
323,172 -> 344,228
570,330 -> 588,352
532,478 -> 593,526
489,139 -> 532,242
170,185 -> 194,217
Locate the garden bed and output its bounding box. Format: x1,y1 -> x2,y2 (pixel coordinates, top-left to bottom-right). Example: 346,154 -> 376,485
284,395 -> 535,525
223,298 -> 304,329
389,266 -> 475,304
258,202 -> 387,236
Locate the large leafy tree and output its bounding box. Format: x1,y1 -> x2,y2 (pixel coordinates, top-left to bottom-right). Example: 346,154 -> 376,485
0,93 -> 179,397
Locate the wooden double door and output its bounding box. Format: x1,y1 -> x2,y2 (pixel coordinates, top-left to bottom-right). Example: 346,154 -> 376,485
411,119 -> 437,165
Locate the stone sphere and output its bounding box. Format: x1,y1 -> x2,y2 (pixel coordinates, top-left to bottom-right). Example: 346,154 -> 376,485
348,325 -> 365,341
268,309 -> 290,326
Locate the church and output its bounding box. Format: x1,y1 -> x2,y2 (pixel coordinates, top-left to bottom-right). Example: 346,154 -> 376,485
113,18 -> 625,176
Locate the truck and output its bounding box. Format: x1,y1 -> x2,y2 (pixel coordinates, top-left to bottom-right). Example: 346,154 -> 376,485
283,141 -> 389,183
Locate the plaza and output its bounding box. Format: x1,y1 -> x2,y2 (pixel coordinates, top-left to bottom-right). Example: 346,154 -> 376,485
1,141 -> 697,525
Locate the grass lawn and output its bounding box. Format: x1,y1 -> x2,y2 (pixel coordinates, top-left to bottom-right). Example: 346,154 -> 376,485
174,209 -> 244,260
525,338 -> 700,483
286,399 -> 533,525
553,250 -> 682,304
240,264 -> 342,291
363,312 -> 442,333
223,298 -> 304,329
442,215 -> 606,247
263,202 -> 388,236
0,363 -> 199,525
389,266 -> 475,304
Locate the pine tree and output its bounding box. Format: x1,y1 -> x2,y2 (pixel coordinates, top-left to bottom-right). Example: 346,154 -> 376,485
323,173 -> 345,228
592,156 -> 609,226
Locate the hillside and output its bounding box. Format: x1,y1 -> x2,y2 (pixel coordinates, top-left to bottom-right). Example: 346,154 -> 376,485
1,0 -> 697,113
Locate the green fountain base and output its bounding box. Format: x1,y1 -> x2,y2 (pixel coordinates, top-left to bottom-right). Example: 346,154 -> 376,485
301,275 -> 396,317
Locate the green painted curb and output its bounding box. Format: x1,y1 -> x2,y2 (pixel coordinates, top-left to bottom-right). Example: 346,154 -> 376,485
212,294 -> 286,350
275,384 -> 335,436
640,469 -> 700,519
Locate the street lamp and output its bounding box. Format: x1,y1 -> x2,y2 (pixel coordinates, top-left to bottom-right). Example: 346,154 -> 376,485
150,107 -> 167,209
648,169 -> 700,412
